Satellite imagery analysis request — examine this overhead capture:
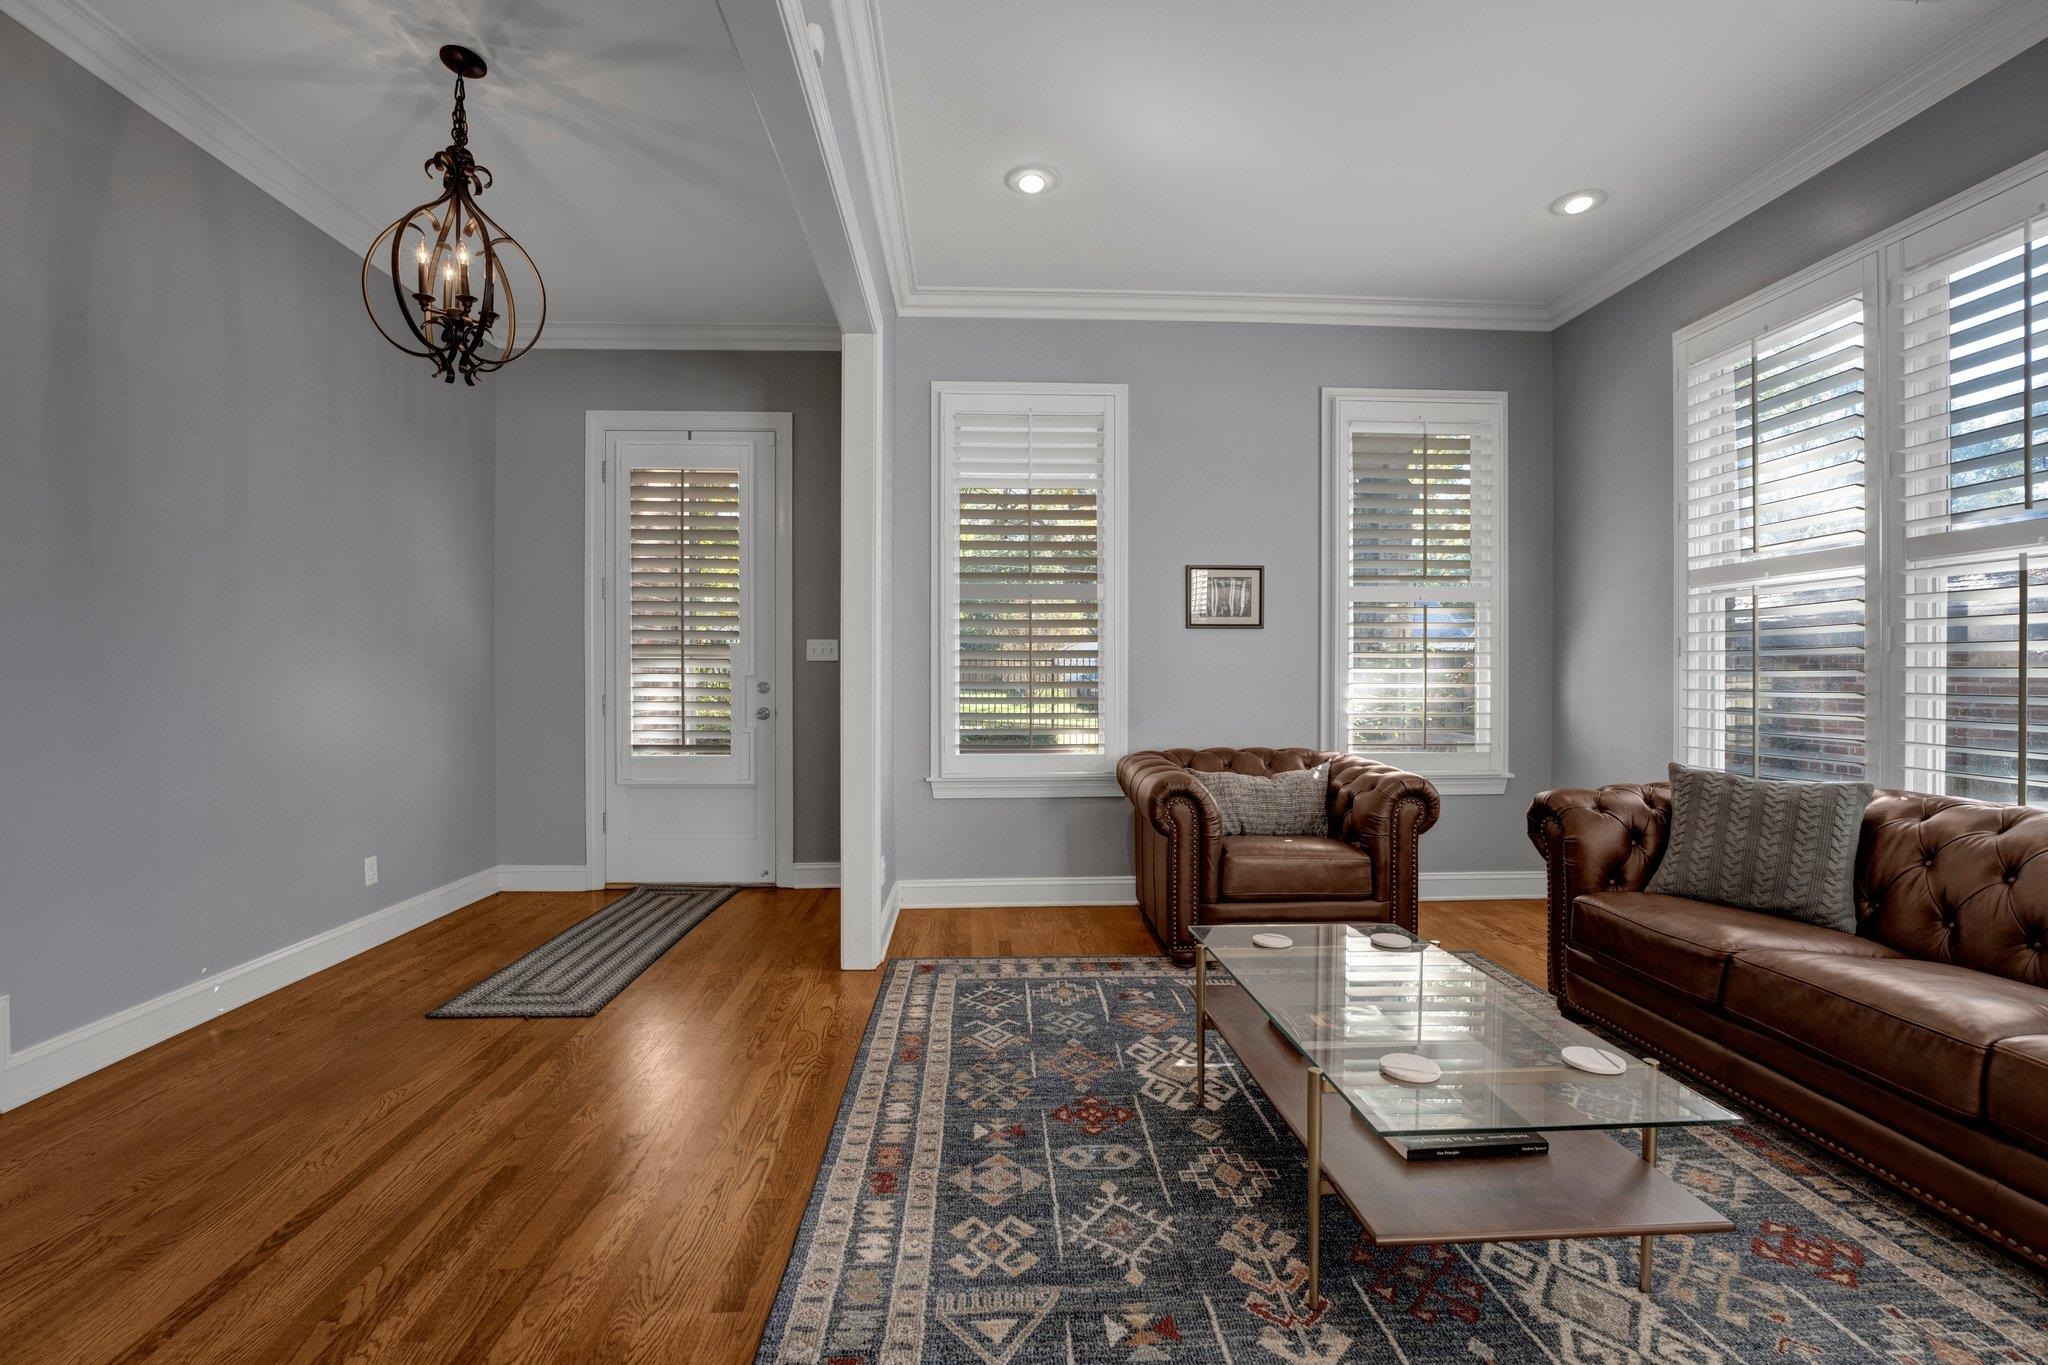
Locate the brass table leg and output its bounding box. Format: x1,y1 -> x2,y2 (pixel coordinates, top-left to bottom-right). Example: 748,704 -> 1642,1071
1194,947 -> 1208,1109
1306,1064 -> 1325,1306
1639,1057 -> 1661,1293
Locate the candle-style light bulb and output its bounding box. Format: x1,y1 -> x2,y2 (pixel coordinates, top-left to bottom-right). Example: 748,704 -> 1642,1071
441,262 -> 455,312
456,243 -> 471,299
414,242 -> 430,298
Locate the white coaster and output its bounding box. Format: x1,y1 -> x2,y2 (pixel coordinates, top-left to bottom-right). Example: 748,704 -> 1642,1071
1251,931 -> 1293,949
1368,931 -> 1414,950
1378,1052 -> 1442,1084
1561,1045 -> 1629,1076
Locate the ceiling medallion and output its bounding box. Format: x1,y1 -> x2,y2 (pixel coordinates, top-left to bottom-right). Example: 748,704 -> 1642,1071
361,45 -> 545,384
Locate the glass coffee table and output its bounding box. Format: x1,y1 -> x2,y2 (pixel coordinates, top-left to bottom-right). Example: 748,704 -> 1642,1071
1192,922 -> 1737,1304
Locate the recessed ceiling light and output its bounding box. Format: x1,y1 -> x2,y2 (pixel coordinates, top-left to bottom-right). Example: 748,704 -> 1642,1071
1006,165 -> 1059,195
1550,188 -> 1608,217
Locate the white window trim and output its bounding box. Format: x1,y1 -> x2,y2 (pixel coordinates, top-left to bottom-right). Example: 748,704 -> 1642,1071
1669,148 -> 2048,795
927,380 -> 1129,800
1319,387 -> 1512,796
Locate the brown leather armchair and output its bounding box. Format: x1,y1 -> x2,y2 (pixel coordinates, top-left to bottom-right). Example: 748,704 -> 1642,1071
1117,746 -> 1441,964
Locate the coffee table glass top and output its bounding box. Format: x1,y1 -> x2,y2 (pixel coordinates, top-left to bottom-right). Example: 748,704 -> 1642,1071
1194,922 -> 1738,1138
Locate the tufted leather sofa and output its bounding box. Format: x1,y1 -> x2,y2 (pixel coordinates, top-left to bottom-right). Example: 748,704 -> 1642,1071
1117,747 -> 1439,964
1530,781 -> 2048,1268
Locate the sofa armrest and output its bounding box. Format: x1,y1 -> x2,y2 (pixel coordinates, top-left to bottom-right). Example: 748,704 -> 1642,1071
1330,757 -> 1441,934
1526,783 -> 1671,999
1116,751 -> 1224,842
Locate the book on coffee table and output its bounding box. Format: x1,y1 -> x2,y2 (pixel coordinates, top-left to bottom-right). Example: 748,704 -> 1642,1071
1383,1130 -> 1550,1161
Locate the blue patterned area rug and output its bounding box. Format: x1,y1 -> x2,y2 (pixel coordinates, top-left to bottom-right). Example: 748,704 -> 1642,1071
757,954 -> 2048,1364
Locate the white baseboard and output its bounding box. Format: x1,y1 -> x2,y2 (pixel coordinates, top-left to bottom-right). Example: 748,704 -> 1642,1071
1419,870 -> 1545,901
0,867 -> 503,1113
782,861 -> 842,888
895,875 -> 1139,909
889,870 -> 1544,910
496,864 -> 591,892
0,995 -> 10,1112
877,879 -> 904,959
491,863 -> 845,891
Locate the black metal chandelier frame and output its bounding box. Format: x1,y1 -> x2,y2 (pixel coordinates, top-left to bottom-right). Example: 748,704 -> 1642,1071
361,45 -> 545,384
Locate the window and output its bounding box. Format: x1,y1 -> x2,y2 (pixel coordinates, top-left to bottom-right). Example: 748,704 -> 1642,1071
1671,154 -> 2048,804
1322,390 -> 1508,794
930,382 -> 1127,798
1676,271 -> 1870,781
1892,181 -> 2048,803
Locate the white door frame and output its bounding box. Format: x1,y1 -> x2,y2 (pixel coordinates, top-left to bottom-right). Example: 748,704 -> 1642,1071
584,410 -> 797,888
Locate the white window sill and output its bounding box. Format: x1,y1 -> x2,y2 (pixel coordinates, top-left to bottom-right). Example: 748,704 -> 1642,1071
1417,773 -> 1512,796
928,774 -> 1122,800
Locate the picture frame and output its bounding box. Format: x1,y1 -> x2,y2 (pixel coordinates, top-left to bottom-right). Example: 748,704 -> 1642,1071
1186,565 -> 1264,628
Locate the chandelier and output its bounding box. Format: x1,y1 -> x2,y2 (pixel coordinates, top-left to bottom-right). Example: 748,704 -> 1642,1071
361,45 -> 545,384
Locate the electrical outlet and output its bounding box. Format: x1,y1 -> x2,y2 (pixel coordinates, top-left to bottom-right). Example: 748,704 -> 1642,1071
364,855 -> 379,886
806,638 -> 840,662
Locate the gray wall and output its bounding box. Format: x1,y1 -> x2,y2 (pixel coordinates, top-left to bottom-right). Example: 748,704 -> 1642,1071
1552,38 -> 2048,787
492,350 -> 841,866
891,318 -> 1555,880
0,16 -> 496,1050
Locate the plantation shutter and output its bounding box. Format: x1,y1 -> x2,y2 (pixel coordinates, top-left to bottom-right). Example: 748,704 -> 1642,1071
627,465 -> 740,755
1337,398 -> 1503,768
1898,213 -> 2048,538
1893,178 -> 2048,803
934,385 -> 1125,787
1677,289 -> 1868,780
1903,553 -> 2048,805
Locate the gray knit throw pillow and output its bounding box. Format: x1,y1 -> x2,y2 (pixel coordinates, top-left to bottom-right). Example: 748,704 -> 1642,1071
1644,763 -> 1871,931
1191,765 -> 1330,837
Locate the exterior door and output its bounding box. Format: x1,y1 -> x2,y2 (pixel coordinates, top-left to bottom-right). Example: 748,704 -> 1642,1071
603,427 -> 777,883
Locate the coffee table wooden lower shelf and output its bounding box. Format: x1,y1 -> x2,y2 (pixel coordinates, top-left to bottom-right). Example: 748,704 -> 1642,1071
1199,979 -> 1734,1301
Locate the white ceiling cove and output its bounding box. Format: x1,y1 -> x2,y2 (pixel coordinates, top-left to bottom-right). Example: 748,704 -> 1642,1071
4,0 -> 838,344
846,0 -> 2048,328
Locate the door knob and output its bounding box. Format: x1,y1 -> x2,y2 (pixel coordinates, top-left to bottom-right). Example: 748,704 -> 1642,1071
755,706 -> 773,720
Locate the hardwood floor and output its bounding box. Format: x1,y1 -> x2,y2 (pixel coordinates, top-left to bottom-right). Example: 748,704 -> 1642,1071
0,891 -> 1544,1363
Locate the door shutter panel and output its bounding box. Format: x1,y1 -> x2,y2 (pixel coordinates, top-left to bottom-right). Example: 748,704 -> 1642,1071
627,465 -> 740,755
943,398 -> 1109,757
1899,216 -> 2048,538
1341,411 -> 1501,759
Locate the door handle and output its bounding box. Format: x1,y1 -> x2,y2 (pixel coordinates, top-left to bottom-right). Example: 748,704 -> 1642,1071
755,706 -> 773,720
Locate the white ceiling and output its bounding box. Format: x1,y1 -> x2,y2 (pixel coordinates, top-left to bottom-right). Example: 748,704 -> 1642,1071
18,0 -> 2048,338
17,0 -> 836,338
860,0 -> 2047,325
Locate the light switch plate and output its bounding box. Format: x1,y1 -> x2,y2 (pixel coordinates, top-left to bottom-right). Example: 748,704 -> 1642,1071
806,638 -> 840,662
364,855 -> 379,886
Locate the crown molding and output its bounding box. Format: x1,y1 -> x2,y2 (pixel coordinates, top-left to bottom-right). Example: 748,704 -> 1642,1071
1545,0 -> 2048,328
0,0 -> 377,253
828,0 -> 919,317
897,284 -> 1552,331
536,321 -> 842,350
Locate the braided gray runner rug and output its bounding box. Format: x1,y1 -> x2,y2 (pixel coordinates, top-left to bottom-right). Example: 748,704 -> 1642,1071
428,884 -> 739,1018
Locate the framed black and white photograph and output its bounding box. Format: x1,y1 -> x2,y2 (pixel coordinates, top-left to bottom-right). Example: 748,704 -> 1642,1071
1186,565 -> 1264,628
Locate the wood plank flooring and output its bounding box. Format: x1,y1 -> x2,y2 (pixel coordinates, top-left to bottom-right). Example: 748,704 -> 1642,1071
0,891 -> 1544,1362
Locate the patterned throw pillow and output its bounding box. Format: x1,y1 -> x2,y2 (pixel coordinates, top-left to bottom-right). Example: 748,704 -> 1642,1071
1644,762 -> 1872,931
1191,765 -> 1330,837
